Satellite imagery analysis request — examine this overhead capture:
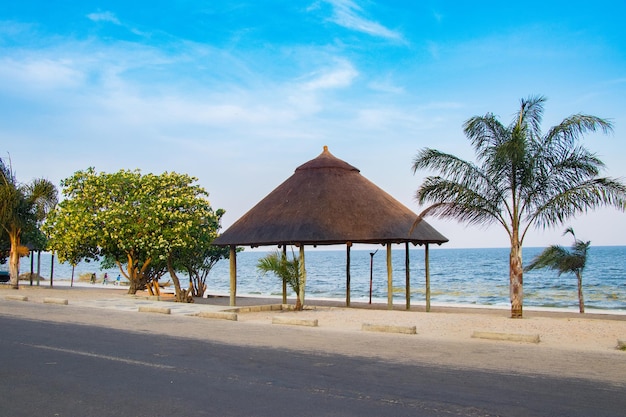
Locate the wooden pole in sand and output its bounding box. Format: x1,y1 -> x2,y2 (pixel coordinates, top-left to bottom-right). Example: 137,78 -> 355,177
387,243 -> 393,310
346,242 -> 351,307
229,245 -> 237,306
282,245 -> 287,304
425,243 -> 431,312
50,252 -> 55,288
405,242 -> 410,310
298,245 -> 306,307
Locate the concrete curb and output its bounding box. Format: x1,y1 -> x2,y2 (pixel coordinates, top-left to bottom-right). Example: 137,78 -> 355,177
196,311 -> 238,321
43,297 -> 69,305
5,295 -> 28,302
230,304 -> 283,313
362,323 -> 417,335
138,306 -> 171,315
472,331 -> 540,343
272,316 -> 318,327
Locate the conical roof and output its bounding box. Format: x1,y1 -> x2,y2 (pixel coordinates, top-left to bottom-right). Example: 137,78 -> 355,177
213,146 -> 448,247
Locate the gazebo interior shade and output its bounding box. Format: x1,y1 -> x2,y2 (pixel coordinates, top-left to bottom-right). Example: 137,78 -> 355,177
213,146 -> 448,247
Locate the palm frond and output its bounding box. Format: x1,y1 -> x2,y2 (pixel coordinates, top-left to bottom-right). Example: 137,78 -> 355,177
544,114 -> 613,148
524,245 -> 569,274
530,177 -> 626,228
416,177 -> 506,227
514,95 -> 546,138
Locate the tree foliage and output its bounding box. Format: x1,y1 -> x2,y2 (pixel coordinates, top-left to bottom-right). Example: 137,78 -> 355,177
45,168 -> 224,297
0,157 -> 58,288
525,228 -> 590,313
412,96 -> 626,318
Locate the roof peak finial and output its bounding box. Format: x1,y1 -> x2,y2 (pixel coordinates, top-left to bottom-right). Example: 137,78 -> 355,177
323,145 -> 329,153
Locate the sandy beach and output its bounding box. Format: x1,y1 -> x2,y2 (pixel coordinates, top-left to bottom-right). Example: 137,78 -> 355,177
3,281 -> 625,352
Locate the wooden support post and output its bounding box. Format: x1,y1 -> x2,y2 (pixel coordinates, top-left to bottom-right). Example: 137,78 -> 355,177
229,245 -> 237,306
425,243 -> 431,312
387,243 -> 393,310
282,245 -> 287,304
298,245 -> 306,307
346,242 -> 351,307
405,242 -> 410,310
50,252 -> 55,288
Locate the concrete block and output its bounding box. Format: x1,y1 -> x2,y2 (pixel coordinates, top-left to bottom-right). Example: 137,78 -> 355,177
362,323 -> 417,335
196,311 -> 238,321
472,331 -> 540,343
5,295 -> 28,302
272,316 -> 318,327
43,297 -> 68,305
138,306 -> 171,315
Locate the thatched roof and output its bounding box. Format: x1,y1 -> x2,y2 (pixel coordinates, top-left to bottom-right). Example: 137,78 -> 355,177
213,146 -> 448,247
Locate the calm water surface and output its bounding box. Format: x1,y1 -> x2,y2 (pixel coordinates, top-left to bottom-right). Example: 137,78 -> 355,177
24,246 -> 626,312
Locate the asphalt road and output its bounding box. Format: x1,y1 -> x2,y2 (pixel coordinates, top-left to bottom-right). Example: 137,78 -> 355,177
1,313 -> 624,417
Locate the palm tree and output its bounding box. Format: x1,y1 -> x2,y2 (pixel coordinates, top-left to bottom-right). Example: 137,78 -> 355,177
412,96 -> 626,318
0,157 -> 57,288
525,228 -> 590,313
257,249 -> 303,310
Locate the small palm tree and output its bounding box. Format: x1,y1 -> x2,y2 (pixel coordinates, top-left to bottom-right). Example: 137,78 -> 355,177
525,228 -> 590,313
0,157 -> 57,288
257,249 -> 303,310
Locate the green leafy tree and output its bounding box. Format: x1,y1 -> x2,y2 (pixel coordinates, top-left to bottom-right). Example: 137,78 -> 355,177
257,249 -> 303,310
0,157 -> 57,288
185,244 -> 233,298
45,168 -> 224,297
412,96 -> 626,318
525,228 -> 590,313
171,207 -> 234,298
163,209 -> 230,301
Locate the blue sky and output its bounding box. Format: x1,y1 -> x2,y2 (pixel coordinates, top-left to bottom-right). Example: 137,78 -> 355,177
1,1 -> 625,249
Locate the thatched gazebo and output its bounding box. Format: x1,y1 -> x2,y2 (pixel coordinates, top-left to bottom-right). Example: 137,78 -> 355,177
212,146 -> 448,309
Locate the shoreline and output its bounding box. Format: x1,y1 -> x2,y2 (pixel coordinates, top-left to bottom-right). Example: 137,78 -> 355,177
13,278 -> 626,317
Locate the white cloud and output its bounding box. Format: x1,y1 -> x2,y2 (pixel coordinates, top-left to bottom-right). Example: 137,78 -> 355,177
320,0 -> 403,40
87,11 -> 121,25
368,77 -> 404,94
0,57 -> 84,90
300,60 -> 358,90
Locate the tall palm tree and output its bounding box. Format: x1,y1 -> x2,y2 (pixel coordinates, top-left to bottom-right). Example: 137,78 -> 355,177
257,249 -> 303,310
0,157 -> 57,288
412,96 -> 626,318
525,228 -> 590,313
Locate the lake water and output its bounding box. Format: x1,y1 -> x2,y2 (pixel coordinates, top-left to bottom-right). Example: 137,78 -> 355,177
20,246 -> 626,312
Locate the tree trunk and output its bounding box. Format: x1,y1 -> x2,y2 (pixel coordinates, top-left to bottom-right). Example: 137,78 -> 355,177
8,230 -> 20,289
577,271 -> 585,313
509,240 -> 524,318
167,257 -> 193,303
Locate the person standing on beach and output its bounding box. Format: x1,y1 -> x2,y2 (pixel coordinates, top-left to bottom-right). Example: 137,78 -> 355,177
91,273 -> 96,284
115,275 -> 121,286
103,273 -> 108,285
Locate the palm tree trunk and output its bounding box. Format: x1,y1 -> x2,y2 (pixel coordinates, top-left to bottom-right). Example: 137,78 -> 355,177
8,230 -> 20,289
509,241 -> 524,318
576,271 -> 585,313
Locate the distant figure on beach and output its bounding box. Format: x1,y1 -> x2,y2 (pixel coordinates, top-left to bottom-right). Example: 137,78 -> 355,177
115,274 -> 121,286
90,273 -> 96,284
103,273 -> 108,285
